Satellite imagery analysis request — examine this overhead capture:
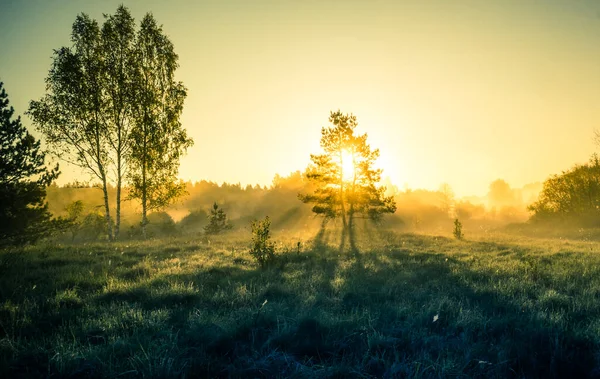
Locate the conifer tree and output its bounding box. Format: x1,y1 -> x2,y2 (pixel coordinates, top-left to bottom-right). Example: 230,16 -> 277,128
204,202 -> 232,235
299,111 -> 396,235
0,82 -> 60,246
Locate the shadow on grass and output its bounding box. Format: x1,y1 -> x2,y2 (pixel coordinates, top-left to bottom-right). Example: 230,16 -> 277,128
1,229 -> 599,378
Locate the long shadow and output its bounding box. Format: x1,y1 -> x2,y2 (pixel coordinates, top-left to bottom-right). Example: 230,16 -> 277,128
3,230 -> 599,378
313,217 -> 330,249
333,232 -> 598,378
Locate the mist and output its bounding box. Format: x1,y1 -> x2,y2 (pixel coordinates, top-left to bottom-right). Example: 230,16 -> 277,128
44,172 -> 544,243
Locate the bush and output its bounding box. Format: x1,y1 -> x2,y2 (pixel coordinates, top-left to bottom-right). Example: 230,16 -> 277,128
79,212 -> 106,241
249,216 -> 276,268
129,212 -> 177,239
178,209 -> 208,234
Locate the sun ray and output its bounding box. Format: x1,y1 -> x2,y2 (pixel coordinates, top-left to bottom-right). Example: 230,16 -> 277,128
341,149 -> 355,182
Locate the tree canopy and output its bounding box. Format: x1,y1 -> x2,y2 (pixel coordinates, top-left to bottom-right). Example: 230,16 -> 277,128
127,13 -> 193,238
528,154 -> 600,226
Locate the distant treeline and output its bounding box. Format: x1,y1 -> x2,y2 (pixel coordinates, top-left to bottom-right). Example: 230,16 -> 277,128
45,172 -> 541,242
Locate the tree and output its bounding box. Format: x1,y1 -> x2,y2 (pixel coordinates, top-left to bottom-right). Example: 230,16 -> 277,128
0,82 -> 60,246
299,111 -> 396,244
488,179 -> 516,209
101,6 -> 137,240
204,202 -> 233,235
128,14 -> 193,238
438,183 -> 455,217
65,200 -> 85,242
528,154 -> 600,225
453,218 -> 463,240
28,13 -> 115,241
29,7 -> 191,241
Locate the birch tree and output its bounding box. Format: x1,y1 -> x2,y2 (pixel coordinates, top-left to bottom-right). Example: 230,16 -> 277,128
128,14 -> 192,238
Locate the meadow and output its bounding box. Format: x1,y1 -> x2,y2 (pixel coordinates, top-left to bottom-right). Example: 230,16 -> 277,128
1,225 -> 600,378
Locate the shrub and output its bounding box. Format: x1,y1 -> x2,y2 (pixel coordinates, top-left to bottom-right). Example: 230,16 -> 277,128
453,218 -> 463,240
178,209 -> 208,234
249,216 -> 276,268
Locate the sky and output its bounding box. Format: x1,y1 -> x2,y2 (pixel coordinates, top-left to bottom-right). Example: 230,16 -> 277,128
1,0 -> 600,197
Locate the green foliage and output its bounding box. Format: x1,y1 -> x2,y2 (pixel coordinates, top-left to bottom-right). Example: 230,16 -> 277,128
64,200 -> 85,241
61,200 -> 108,242
127,13 -> 193,237
101,6 -> 137,240
0,82 -> 60,247
79,212 -> 107,241
178,209 -> 209,234
299,110 -> 396,227
204,202 -> 232,235
453,218 -> 463,240
128,212 -> 177,239
249,216 -> 276,267
28,11 -> 115,241
28,6 -> 193,241
529,154 -> 600,226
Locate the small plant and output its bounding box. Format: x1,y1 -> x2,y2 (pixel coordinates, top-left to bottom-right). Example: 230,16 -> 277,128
453,218 -> 463,240
249,216 -> 276,267
204,202 -> 232,235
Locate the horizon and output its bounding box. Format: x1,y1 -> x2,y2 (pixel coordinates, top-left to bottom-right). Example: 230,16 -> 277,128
2,0 -> 600,197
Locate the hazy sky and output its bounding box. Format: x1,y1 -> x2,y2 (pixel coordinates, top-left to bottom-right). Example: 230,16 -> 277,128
1,0 -> 600,196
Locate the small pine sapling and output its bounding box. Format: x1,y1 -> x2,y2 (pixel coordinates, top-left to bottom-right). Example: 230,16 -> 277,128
453,218 -> 463,240
204,202 -> 232,235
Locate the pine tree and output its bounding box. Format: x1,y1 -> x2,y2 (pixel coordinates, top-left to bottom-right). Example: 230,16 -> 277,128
453,218 -> 463,240
299,111 -> 396,238
204,202 -> 232,235
0,82 -> 60,246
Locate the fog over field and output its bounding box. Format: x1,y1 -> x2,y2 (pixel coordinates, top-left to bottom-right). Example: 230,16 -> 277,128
2,1 -> 600,378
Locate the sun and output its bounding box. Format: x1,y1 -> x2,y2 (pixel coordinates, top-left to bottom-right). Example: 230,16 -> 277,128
341,149 -> 356,181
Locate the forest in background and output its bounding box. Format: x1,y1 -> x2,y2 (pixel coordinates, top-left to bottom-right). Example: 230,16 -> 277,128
44,171 -> 542,241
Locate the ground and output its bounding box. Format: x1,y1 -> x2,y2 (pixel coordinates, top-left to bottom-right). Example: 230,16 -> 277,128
1,225 -> 600,378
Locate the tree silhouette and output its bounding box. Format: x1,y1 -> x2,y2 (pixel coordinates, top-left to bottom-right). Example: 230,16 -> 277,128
299,110 -> 396,246
0,82 -> 60,246
127,14 -> 193,238
28,13 -> 115,240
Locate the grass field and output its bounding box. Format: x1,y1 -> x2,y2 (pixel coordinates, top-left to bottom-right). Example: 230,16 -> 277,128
1,225 -> 600,378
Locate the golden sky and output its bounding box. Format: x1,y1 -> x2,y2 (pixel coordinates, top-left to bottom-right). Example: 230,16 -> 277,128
1,0 -> 600,196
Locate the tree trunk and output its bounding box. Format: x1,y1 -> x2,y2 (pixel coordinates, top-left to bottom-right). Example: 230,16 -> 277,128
141,193 -> 147,239
115,155 -> 122,240
348,204 -> 356,252
339,145 -> 348,231
141,147 -> 148,239
100,173 -> 114,242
